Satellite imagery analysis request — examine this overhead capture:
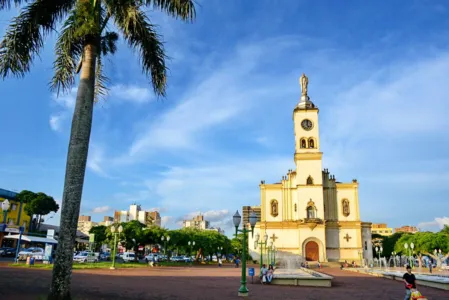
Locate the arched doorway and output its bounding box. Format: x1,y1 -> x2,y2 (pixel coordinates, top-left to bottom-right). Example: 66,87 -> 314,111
305,241 -> 319,261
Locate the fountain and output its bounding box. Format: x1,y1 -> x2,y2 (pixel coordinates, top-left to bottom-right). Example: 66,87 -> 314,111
268,252 -> 333,287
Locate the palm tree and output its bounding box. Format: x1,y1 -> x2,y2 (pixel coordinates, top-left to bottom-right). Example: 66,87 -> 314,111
0,1 -> 196,299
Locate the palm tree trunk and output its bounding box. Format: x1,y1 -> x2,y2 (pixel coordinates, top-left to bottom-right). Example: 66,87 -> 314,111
48,41 -> 97,300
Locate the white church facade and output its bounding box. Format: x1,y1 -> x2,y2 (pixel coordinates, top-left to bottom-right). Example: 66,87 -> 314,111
248,74 -> 373,263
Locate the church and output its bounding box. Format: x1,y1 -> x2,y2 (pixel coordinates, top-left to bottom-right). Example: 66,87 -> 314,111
248,74 -> 373,263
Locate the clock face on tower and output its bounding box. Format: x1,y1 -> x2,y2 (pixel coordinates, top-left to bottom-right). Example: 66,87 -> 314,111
301,119 -> 313,131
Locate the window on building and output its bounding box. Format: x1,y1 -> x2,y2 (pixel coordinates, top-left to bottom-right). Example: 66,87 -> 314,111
11,204 -> 17,211
22,221 -> 27,229
364,241 -> 367,250
270,200 -> 279,217
8,218 -> 15,225
294,204 -> 297,212
306,176 -> 314,185
300,139 -> 306,148
308,138 -> 315,148
307,206 -> 316,219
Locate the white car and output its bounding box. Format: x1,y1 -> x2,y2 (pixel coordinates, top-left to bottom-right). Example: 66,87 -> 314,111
73,251 -> 99,263
18,247 -> 45,261
144,253 -> 160,262
121,252 -> 136,262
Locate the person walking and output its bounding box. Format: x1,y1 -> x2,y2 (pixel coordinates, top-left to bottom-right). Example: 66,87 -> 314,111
403,265 -> 417,300
428,260 -> 433,274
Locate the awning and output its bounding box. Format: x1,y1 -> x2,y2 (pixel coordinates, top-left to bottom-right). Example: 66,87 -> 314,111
4,234 -> 58,244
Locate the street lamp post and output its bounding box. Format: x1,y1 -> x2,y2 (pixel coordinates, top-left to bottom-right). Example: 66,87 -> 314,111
1,199 -> 10,224
375,246 -> 383,266
110,224 -> 123,270
233,210 -> 257,297
254,232 -> 268,268
267,242 -> 273,265
161,235 -> 170,256
392,251 -> 397,268
404,242 -> 414,268
188,241 -> 195,265
14,226 -> 25,263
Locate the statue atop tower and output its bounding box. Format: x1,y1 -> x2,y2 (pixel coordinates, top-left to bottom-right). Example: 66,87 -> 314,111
299,73 -> 308,96
297,73 -> 315,109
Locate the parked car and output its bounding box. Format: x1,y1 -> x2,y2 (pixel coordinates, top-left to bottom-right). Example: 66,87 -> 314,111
100,252 -> 111,261
73,251 -> 99,263
0,247 -> 16,257
18,247 -> 45,261
144,253 -> 157,263
170,256 -> 186,262
121,252 -> 136,262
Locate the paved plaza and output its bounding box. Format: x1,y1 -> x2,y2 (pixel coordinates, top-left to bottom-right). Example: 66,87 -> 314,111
0,265 -> 448,299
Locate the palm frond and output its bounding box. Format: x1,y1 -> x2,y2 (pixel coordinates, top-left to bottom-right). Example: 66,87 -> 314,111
0,0 -> 76,78
108,2 -> 167,97
144,0 -> 196,22
101,32 -> 119,56
94,54 -> 109,102
50,10 -> 83,95
94,30 -> 118,102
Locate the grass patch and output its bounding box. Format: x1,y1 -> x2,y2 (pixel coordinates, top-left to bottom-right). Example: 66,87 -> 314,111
9,261 -> 148,269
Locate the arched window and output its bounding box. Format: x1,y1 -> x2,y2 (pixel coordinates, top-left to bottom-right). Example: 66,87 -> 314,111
307,206 -> 316,219
270,200 -> 278,217
300,139 -> 306,148
364,241 -> 367,250
306,175 -> 314,185
294,204 -> 297,212
306,199 -> 317,219
342,199 -> 350,217
308,138 -> 315,148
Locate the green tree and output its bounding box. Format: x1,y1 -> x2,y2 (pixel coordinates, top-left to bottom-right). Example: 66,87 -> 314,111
16,190 -> 37,204
0,1 -> 196,299
23,192 -> 59,231
121,221 -> 149,261
88,225 -> 108,251
441,225 -> 449,235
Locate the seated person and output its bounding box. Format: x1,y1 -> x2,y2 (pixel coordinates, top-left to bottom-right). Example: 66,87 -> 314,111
260,264 -> 268,284
266,264 -> 275,283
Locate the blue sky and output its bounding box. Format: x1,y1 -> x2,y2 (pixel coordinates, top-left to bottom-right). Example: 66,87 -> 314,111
1,0 -> 449,234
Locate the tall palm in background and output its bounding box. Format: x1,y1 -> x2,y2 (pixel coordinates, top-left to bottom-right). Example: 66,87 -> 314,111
0,1 -> 196,299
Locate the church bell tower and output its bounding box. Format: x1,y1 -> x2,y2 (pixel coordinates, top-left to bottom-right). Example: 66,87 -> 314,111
293,74 -> 324,202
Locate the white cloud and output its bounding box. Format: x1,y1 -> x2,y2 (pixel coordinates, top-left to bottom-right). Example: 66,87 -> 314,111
322,53 -> 449,147
110,84 -> 153,103
418,217 -> 449,231
49,114 -> 65,132
52,88 -> 77,109
91,206 -> 111,214
161,216 -> 174,227
86,145 -> 110,177
145,156 -> 291,212
49,84 -> 153,133
111,37 -> 300,164
49,88 -> 77,132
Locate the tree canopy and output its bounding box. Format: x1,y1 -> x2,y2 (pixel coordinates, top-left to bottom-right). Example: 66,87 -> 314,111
18,190 -> 59,230
90,223 -> 232,261
373,227 -> 449,258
